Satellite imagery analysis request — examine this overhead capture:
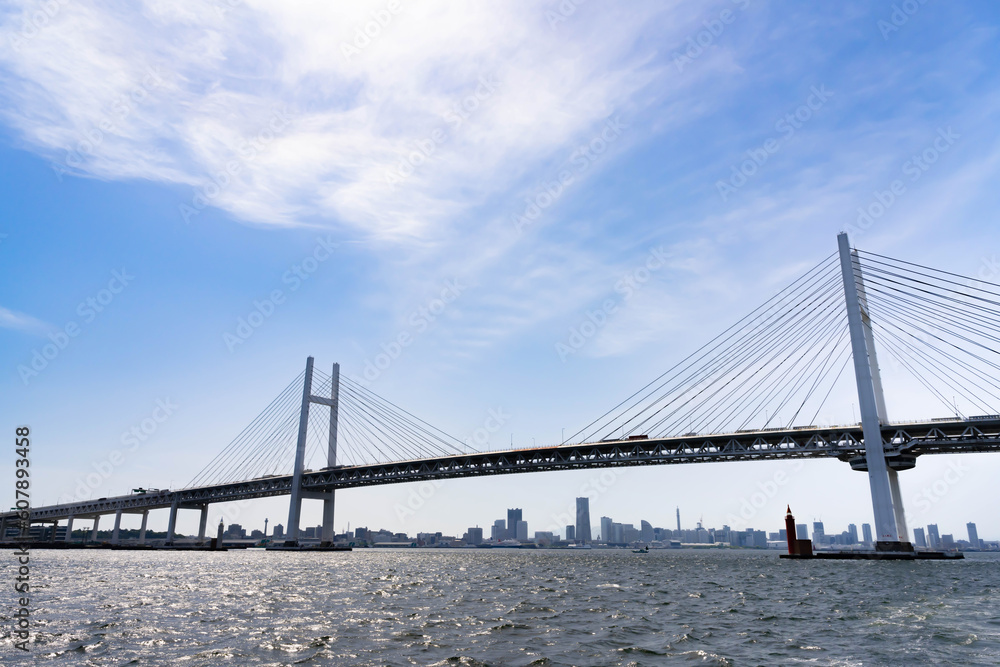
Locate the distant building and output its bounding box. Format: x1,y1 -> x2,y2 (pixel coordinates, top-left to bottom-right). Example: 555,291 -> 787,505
600,516 -> 614,543
847,524 -> 858,545
913,527 -> 927,548
464,526 -> 483,545
640,520 -> 654,543
250,529 -> 263,539
796,524 -> 808,539
812,522 -> 825,545
272,524 -> 284,539
515,520 -> 528,541
566,525 -> 575,541
575,498 -> 592,543
927,524 -> 941,550
507,509 -> 522,540
967,523 -> 980,548
941,534 -> 955,548
534,531 -> 554,546
491,519 -> 506,542
862,523 -> 872,545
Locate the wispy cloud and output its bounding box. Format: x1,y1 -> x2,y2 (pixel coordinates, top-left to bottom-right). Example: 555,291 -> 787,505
0,305 -> 52,336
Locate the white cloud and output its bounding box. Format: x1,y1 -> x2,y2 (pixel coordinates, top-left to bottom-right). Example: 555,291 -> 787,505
0,305 -> 52,336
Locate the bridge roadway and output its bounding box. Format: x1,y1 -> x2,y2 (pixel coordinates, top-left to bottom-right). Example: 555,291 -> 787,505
7,417 -> 1000,526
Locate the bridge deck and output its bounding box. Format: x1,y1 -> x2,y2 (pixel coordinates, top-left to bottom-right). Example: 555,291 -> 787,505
8,417 -> 1000,523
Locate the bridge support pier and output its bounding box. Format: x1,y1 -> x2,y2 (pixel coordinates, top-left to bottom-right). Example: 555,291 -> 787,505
0,516 -> 7,541
166,498 -> 179,545
286,359 -> 341,547
90,516 -> 101,543
197,506 -> 209,545
112,509 -> 123,545
138,511 -> 148,545
65,515 -> 74,542
839,232 -> 910,549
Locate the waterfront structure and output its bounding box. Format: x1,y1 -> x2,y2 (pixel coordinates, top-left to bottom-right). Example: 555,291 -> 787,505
492,519 -> 506,542
640,520 -> 654,543
507,509 -> 522,540
600,516 -> 613,543
927,524 -> 941,549
565,525 -> 575,541
862,523 -> 872,545
968,522 -> 980,547
913,527 -> 926,548
576,498 -> 592,543
515,520 -> 528,541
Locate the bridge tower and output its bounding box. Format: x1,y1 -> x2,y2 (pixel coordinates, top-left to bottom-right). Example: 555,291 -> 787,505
284,357 -> 340,547
838,232 -> 911,551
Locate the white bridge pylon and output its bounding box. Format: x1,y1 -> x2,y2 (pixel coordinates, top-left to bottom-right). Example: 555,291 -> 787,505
838,232 -> 910,550
285,357 -> 340,546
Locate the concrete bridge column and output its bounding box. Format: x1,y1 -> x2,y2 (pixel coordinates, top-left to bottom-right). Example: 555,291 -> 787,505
285,356 -> 315,546
321,362 -> 340,546
138,511 -> 148,545
197,506 -> 209,545
111,509 -> 123,545
65,516 -> 75,542
49,522 -> 58,541
0,516 -> 7,541
90,516 -> 101,543
166,498 -> 179,545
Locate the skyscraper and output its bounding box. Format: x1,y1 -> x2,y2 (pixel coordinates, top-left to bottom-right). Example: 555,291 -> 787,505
795,524 -> 808,539
640,520 -> 654,543
515,520 -> 528,541
812,522 -> 825,545
913,527 -> 926,548
492,519 -> 506,542
600,516 -> 614,543
847,524 -> 858,545
927,524 -> 941,549
967,522 -> 980,547
575,497 -> 592,543
507,509 -> 522,540
861,523 -> 872,545
566,525 -> 575,541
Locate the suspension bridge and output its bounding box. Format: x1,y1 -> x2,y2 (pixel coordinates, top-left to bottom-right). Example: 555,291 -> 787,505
6,233 -> 1000,551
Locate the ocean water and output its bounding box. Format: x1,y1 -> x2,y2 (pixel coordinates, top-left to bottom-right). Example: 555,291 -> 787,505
2,548 -> 999,665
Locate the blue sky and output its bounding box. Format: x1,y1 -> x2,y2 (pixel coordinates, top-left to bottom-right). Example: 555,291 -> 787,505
2,1 -> 1000,541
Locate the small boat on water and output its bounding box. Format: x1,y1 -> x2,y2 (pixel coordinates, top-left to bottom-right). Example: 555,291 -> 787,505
632,546 -> 649,553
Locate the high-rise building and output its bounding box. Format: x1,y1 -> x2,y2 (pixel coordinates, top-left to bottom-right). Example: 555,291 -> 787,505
927,524 -> 940,549
913,527 -> 926,548
812,522 -> 825,545
492,519 -> 506,542
272,523 -> 284,539
575,497 -> 592,543
515,520 -> 528,541
847,524 -> 858,545
967,522 -> 980,547
507,509 -> 522,540
566,525 -> 575,541
861,523 -> 872,545
640,520 -> 654,543
465,527 -> 483,545
600,516 -> 614,543
796,524 -> 808,539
